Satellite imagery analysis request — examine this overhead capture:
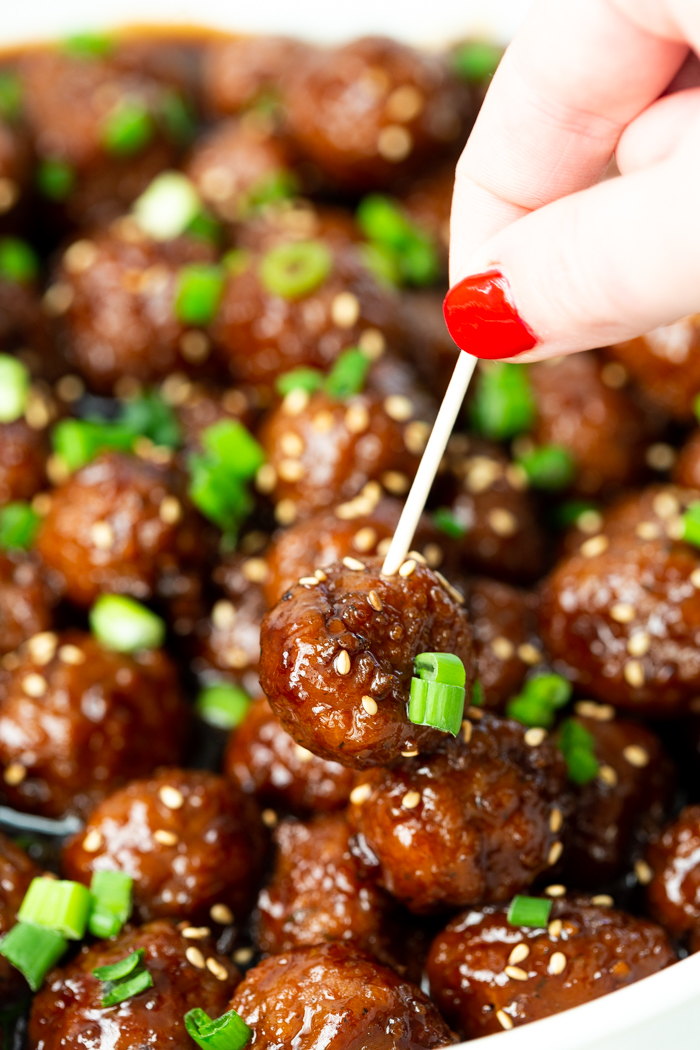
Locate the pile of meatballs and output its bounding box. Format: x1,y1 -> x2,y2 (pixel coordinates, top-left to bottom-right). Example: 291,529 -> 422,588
0,25 -> 699,1050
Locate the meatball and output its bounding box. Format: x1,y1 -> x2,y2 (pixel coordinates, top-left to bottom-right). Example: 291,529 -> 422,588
63,768 -> 265,924
426,896 -> 676,1037
467,577 -> 543,710
0,832 -> 41,1003
263,494 -> 448,606
0,630 -> 188,817
194,555 -> 267,688
0,115 -> 31,228
54,224 -> 217,393
259,557 -> 474,768
646,805 -> 700,944
229,941 -> 456,1049
564,709 -> 674,887
224,695 -> 354,814
348,712 -> 568,914
202,36 -> 309,116
28,919 -> 240,1050
0,418 -> 48,503
36,452 -> 202,608
528,351 -> 653,496
398,165 -> 454,267
607,315 -> 700,420
539,485 -> 700,715
0,555 -> 55,655
283,37 -> 466,190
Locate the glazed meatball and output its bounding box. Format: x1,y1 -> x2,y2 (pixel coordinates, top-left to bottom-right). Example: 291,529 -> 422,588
0,417 -> 49,503
646,805 -> 700,944
607,315 -> 700,420
224,695 -> 355,814
426,896 -> 676,1037
259,557 -> 474,768
28,919 -> 240,1050
539,485 -> 700,715
53,224 -> 217,393
467,577 -> 544,710
564,709 -> 674,887
0,630 -> 188,817
528,351 -> 653,496
0,832 -> 41,1003
202,36 -> 309,116
63,768 -> 265,924
283,37 -> 467,190
263,494 -> 448,606
0,555 -> 55,655
36,452 -> 202,608
229,941 -> 456,1049
348,712 -> 568,914
194,555 -> 267,688
0,115 -> 31,228
398,165 -> 454,266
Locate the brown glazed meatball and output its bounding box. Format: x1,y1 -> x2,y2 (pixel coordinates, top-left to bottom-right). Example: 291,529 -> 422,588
263,494 -> 448,606
259,557 -> 474,769
607,315 -> 700,420
348,712 -> 568,914
225,696 -> 355,814
54,225 -> 217,393
539,485 -> 700,715
467,577 -> 544,710
0,555 -> 55,655
426,896 -> 676,1037
0,117 -> 31,228
284,37 -> 466,190
229,941 -> 456,1049
646,805 -> 700,943
202,36 -> 309,116
63,768 -> 265,924
529,351 -> 652,496
399,165 -> 454,265
36,452 -> 201,608
194,555 -> 267,688
0,418 -> 48,503
564,709 -> 674,887
0,630 -> 188,817
28,919 -> 240,1050
0,832 -> 41,1003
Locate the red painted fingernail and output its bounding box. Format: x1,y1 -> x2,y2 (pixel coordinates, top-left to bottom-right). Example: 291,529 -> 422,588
443,269 -> 537,360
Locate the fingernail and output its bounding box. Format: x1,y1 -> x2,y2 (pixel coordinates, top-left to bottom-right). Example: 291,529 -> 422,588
443,269 -> 537,360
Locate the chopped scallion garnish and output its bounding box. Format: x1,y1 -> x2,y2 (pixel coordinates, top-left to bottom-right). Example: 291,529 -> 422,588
358,242 -> 401,289
133,172 -> 201,241
357,194 -> 439,287
0,354 -> 29,423
18,877 -> 92,940
174,263 -> 226,326
240,169 -> 298,216
680,501 -> 700,548
89,871 -> 133,939
202,420 -> 266,479
184,1007 -> 252,1050
118,390 -> 182,450
159,89 -> 197,145
0,237 -> 39,284
516,444 -> 576,491
36,158 -> 76,201
0,71 -> 22,124
470,361 -> 535,440
507,895 -> 552,928
93,948 -> 144,982
0,501 -> 41,552
432,507 -> 468,540
275,367 -> 324,397
188,420 -> 264,540
259,240 -> 332,300
90,594 -> 166,653
324,348 -> 370,400
222,248 -> 251,276
51,419 -> 135,473
506,674 -> 572,730
558,718 -> 599,785
0,922 -> 67,991
94,949 -> 153,1008
470,679 -> 484,707
408,651 -> 466,737
451,40 -> 502,82
102,99 -> 154,156
196,683 -> 252,730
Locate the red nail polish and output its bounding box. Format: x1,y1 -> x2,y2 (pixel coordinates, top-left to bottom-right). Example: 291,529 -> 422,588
443,269 -> 537,360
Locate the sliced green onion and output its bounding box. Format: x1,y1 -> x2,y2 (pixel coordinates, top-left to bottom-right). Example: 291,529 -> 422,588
89,871 -> 133,939
517,444 -> 576,491
188,456 -> 251,536
275,367 -> 324,397
451,40 -> 502,82
0,922 -> 67,991
174,263 -> 226,326
90,594 -> 166,653
159,89 -> 197,145
324,348 -> 370,400
18,877 -> 92,939
196,683 -> 252,730
414,652 -> 466,688
693,393 -> 700,427
187,210 -> 224,246
470,679 -> 484,708
102,99 -> 154,156
0,237 -> 39,285
51,418 -> 135,473
0,354 -> 30,422
507,895 -> 552,928
101,967 -> 153,1007
507,673 -> 573,729
680,501 -> 700,548
525,675 -> 572,709
119,391 -> 182,449
184,1007 -> 252,1050
506,695 -> 556,729
558,718 -> 599,785
432,507 -> 468,540
0,502 -> 41,552
0,71 -> 22,124
259,240 -> 332,300
94,949 -> 144,982
241,169 -> 298,216
36,158 -> 76,201
133,172 -> 201,241
358,242 -> 401,289
357,195 -> 438,287
470,361 -> 536,441
62,32 -> 114,59
409,651 -> 466,736
201,420 -> 265,479
222,248 -> 251,276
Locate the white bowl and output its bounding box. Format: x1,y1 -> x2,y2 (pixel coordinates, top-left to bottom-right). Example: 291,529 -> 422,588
3,2 -> 699,1047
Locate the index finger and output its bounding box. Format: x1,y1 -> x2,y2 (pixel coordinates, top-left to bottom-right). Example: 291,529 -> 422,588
450,0 -> 688,282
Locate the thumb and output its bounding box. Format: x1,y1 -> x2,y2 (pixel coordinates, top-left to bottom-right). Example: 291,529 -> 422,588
446,115 -> 700,362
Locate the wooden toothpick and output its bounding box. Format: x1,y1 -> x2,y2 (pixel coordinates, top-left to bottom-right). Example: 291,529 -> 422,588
382,352 -> 477,576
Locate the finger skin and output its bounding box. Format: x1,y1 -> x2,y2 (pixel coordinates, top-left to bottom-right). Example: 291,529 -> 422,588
616,86 -> 700,172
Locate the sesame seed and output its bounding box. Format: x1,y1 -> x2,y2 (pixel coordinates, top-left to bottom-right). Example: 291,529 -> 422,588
255,462 -> 277,494
242,558 -> 268,583
577,509 -> 604,534
637,521 -> 661,540
548,919 -> 563,938
233,947 -> 254,965
294,745 -> 313,763
358,328 -> 386,360
79,828 -> 102,852
508,944 -> 530,965
610,602 -> 635,623
545,884 -> 566,898
211,600 -> 236,630
634,859 -> 653,885
381,470 -> 410,495
343,556 -> 366,571
591,894 -> 614,907
331,291 -> 360,328
399,559 -> 416,577
491,636 -> 514,661
160,373 -> 191,406
401,747 -> 419,757
25,393 -> 51,430
261,809 -> 278,828
623,744 -> 649,768
385,84 -> 424,122
182,927 -> 210,939
402,790 -> 421,809
58,644 -> 85,665
488,508 -> 518,537
185,946 -> 206,969
383,394 -> 414,422
350,783 -> 372,806
334,650 -> 351,675
282,388 -> 309,416
32,493 -> 53,517
206,957 -> 229,981
312,410 -> 335,433
275,499 -> 297,525
646,443 -> 676,471
26,632 -> 58,666
435,571 -> 465,604
377,124 -> 413,161
367,590 -> 383,612
159,785 -> 184,810
179,331 -> 210,364
353,526 -> 377,553
574,700 -> 615,721
466,457 -> 501,493
550,808 -> 563,833
422,543 -> 443,568
299,576 -> 319,587
210,903 -> 234,925
517,643 -> 542,665
42,282 -> 74,316
524,727 -> 547,746
496,1010 -> 513,1031
3,763 -> 26,787
549,951 -> 567,975
362,696 -> 378,716
0,177 -> 18,214
46,454 -> 69,486
505,965 -> 529,981
598,764 -> 618,787
404,420 -> 430,455
315,569 -> 327,581
159,496 -> 182,524
652,492 -> 679,519
600,362 -> 627,388
376,537 -> 392,557
223,647 -> 248,669
90,521 -> 114,550
280,432 -> 305,458
22,673 -> 47,698
691,568 -> 700,589
506,463 -> 528,491
623,660 -> 645,688
466,706 -> 484,719
345,404 -> 370,434
580,534 -> 609,558
154,829 -> 179,846
548,841 -> 563,866
278,458 -> 305,483
462,720 -> 472,744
